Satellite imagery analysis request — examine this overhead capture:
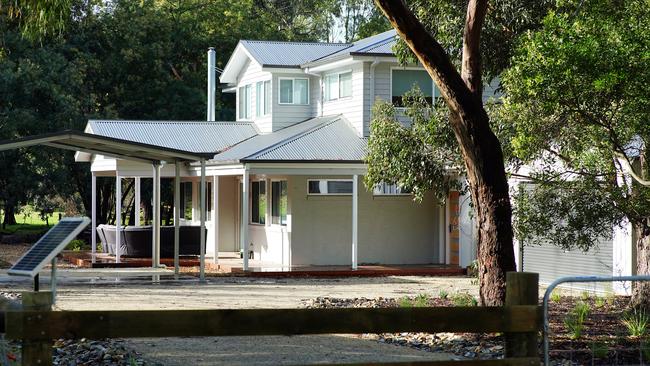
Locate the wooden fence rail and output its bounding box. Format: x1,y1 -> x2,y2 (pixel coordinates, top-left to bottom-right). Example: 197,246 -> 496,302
1,272 -> 541,366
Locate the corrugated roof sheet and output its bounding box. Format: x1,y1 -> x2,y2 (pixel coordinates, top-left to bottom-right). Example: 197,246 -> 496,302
306,30 -> 397,65
89,120 -> 258,154
240,40 -> 349,67
212,115 -> 366,163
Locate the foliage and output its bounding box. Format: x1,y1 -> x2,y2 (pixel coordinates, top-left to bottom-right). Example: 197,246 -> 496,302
591,342 -> 609,359
438,289 -> 448,299
550,292 -> 562,303
413,293 -> 429,307
564,301 -> 590,339
365,89 -> 462,202
594,296 -> 605,308
450,292 -> 477,307
2,0 -> 73,40
501,0 -> 650,250
66,239 -> 88,251
398,296 -> 413,308
622,309 -> 649,338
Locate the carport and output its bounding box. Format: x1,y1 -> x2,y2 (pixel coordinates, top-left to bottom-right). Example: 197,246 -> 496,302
0,130 -> 214,281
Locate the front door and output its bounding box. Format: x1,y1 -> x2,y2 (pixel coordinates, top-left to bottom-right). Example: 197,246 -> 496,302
448,191 -> 460,265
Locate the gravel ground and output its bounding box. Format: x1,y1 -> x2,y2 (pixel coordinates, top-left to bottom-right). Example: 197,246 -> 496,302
0,243 -> 30,268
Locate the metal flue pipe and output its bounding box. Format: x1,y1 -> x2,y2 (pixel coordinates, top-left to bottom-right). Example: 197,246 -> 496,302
207,47 -> 216,121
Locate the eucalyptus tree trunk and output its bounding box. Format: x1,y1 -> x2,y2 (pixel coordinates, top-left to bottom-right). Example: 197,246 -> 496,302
375,0 -> 516,305
632,225 -> 650,309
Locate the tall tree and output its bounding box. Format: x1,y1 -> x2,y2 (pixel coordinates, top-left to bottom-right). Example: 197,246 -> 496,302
501,0 -> 650,308
369,0 -> 552,305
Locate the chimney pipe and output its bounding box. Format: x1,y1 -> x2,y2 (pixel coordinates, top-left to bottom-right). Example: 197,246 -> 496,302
207,47 -> 216,121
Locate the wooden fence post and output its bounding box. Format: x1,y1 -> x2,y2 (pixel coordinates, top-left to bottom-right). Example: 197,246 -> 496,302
505,272 -> 539,358
21,291 -> 53,366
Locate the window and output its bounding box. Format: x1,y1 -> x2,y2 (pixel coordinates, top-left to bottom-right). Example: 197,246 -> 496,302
271,180 -> 287,225
308,179 -> 353,195
391,69 -> 437,107
205,182 -> 212,220
238,84 -> 252,119
256,80 -> 271,117
373,182 -> 412,195
251,181 -> 266,225
324,71 -> 352,101
180,182 -> 192,220
279,78 -> 309,105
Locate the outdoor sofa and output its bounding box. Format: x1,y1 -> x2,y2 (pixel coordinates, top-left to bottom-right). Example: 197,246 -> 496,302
96,225 -> 205,257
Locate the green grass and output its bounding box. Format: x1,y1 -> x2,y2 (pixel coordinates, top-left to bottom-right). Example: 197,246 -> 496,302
0,212 -> 62,235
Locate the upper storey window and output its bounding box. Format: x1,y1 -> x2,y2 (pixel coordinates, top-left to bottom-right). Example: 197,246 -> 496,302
324,71 -> 352,101
238,84 -> 252,119
391,69 -> 437,107
279,78 -> 309,105
256,80 -> 271,117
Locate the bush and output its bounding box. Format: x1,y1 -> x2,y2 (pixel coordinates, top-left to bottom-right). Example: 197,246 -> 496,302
550,292 -> 562,303
564,301 -> 590,339
66,239 -> 88,251
398,297 -> 413,308
438,289 -> 449,299
622,309 -> 649,337
451,292 -> 478,307
414,293 -> 429,307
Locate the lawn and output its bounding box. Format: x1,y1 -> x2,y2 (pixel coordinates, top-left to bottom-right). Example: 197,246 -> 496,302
0,211 -> 62,235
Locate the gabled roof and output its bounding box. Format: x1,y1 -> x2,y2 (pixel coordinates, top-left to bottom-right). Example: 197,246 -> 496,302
212,115 -> 366,164
240,40 -> 349,68
88,120 -> 258,154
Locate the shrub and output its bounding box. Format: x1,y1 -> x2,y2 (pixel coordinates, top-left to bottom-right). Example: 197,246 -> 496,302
451,292 -> 478,307
66,239 -> 88,251
594,296 -> 605,308
564,301 -> 590,339
398,297 -> 413,308
622,309 -> 649,337
414,293 -> 429,307
580,291 -> 590,301
550,292 -> 562,303
438,289 -> 449,299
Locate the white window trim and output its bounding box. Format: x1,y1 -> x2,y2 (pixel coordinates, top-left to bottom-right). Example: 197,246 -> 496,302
270,179 -> 288,227
238,84 -> 253,120
324,70 -> 353,102
249,179 -> 267,226
307,178 -> 354,196
256,80 -> 271,117
278,77 -> 310,105
373,182 -> 412,196
389,66 -> 438,109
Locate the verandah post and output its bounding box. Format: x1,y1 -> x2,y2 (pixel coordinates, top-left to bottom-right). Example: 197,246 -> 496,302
21,291 -> 53,366
505,271 -> 539,358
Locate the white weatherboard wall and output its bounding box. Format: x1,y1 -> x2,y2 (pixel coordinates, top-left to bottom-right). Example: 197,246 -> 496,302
321,62 -> 367,137
271,73 -> 320,131
290,175 -> 442,265
236,59 -> 272,133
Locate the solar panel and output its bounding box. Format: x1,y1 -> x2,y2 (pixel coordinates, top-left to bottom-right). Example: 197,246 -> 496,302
8,217 -> 90,277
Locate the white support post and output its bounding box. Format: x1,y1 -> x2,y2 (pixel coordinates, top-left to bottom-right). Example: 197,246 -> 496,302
174,162 -> 181,276
115,174 -> 122,264
241,168 -> 250,271
212,175 -> 219,264
134,177 -> 141,227
152,163 -> 161,268
352,174 -> 358,270
199,160 -> 207,282
91,173 -> 97,263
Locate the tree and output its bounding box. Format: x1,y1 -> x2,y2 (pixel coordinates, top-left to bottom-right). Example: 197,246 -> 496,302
500,0 -> 650,308
369,0 -> 552,305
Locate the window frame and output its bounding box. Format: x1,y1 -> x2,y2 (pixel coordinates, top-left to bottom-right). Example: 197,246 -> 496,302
324,70 -> 353,102
250,180 -> 267,225
238,84 -> 252,120
270,179 -> 288,226
256,80 -> 271,117
389,66 -> 438,108
307,179 -> 354,196
373,182 -> 412,196
278,77 -> 310,105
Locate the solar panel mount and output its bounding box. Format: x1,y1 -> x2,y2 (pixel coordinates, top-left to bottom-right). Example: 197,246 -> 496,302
8,217 -> 90,277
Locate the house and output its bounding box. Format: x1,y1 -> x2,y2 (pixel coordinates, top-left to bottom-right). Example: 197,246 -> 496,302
75,30 -> 489,271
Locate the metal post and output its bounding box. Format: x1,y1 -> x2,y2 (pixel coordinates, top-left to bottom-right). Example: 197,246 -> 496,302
135,177 -> 141,227
241,168 -> 250,271
50,257 -> 57,305
213,175 -> 219,264
199,159 -> 206,282
115,174 -> 122,263
207,47 -> 216,121
152,163 -> 161,268
33,273 -> 39,292
91,172 -> 97,263
352,174 -> 358,270
174,162 -> 181,276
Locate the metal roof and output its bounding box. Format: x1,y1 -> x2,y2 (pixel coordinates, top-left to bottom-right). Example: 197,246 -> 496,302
240,40 -> 350,67
89,120 -> 258,154
305,30 -> 397,66
0,131 -> 211,163
212,115 -> 366,164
